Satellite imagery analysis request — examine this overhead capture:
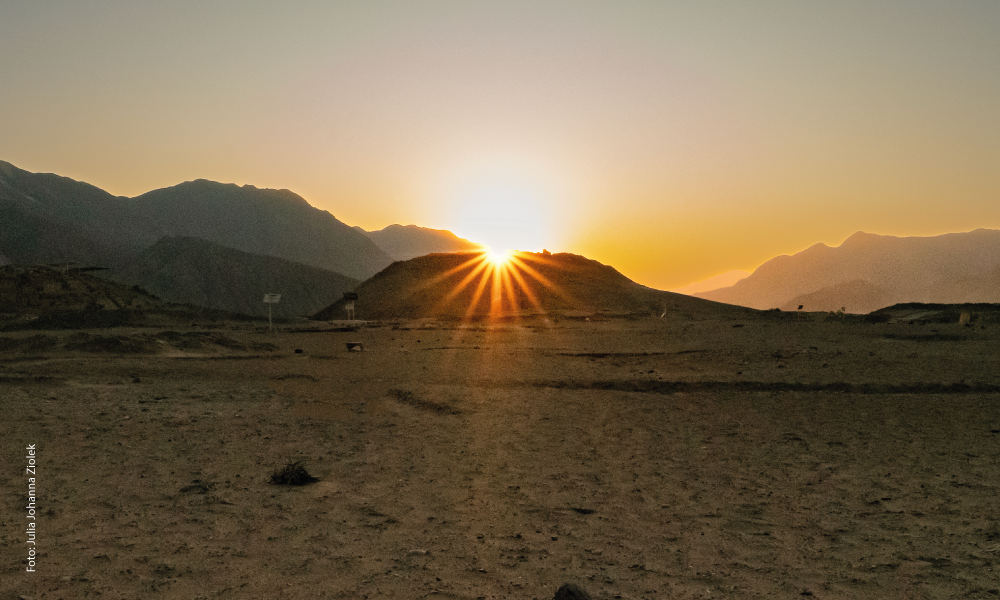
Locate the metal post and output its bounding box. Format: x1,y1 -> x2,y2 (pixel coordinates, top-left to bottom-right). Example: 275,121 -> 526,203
263,294 -> 281,332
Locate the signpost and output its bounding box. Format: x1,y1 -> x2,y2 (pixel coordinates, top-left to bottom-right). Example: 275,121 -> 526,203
263,294 -> 281,332
343,292 -> 358,321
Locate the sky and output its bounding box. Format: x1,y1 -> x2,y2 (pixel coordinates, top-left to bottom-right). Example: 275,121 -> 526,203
2,1 -> 999,290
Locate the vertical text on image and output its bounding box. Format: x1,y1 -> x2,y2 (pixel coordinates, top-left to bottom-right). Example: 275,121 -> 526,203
26,444 -> 37,573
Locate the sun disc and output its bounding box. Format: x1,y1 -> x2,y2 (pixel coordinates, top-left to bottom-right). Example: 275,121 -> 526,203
487,247 -> 512,265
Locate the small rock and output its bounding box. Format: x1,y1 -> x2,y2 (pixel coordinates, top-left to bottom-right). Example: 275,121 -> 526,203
408,548 -> 429,556
294,349 -> 303,354
554,583 -> 592,600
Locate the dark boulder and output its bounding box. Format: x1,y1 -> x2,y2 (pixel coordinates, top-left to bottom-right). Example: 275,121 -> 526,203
554,583 -> 592,600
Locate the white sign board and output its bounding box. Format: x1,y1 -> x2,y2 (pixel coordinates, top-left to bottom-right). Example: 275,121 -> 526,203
263,294 -> 281,303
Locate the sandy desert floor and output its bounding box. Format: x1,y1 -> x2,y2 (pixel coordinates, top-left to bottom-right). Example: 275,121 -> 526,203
2,312 -> 1000,599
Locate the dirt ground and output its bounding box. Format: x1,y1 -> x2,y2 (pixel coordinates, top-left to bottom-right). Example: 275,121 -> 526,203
2,313 -> 1000,599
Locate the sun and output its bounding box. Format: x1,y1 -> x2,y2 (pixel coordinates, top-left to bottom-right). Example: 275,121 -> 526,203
487,246 -> 512,265
452,179 -> 551,254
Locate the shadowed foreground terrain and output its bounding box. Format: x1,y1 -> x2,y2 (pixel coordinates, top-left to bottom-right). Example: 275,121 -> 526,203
2,310 -> 1000,599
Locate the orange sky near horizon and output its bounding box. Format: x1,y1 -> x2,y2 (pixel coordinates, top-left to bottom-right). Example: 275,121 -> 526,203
2,1 -> 999,290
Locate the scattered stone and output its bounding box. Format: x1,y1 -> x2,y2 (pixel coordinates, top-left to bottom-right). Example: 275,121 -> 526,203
554,583 -> 592,600
294,348 -> 303,354
269,461 -> 319,485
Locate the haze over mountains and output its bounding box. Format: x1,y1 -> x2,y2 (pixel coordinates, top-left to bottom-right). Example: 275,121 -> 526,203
357,224 -> 484,261
696,229 -> 1000,313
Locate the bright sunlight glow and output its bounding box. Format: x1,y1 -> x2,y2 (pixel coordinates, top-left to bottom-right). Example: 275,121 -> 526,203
453,179 -> 550,253
487,247 -> 513,265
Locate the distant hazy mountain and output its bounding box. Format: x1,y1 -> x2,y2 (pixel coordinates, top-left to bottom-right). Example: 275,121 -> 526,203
672,270 -> 751,295
0,160 -> 393,281
778,280 -> 892,314
358,224 -> 484,261
109,236 -> 360,318
130,180 -> 392,280
312,250 -> 753,321
697,229 -> 1000,312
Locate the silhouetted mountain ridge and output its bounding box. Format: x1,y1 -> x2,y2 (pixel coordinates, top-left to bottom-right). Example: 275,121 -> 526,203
0,160 -> 393,280
128,179 -> 392,280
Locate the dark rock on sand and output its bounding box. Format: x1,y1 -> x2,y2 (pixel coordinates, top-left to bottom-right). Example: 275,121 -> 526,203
554,583 -> 592,600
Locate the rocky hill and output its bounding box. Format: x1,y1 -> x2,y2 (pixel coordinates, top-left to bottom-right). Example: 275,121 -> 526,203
312,250 -> 754,321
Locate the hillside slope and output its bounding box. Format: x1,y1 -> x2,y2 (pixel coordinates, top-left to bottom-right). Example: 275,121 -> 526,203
108,236 -> 360,318
313,250 -> 754,321
0,160 -> 156,266
129,180 -> 393,280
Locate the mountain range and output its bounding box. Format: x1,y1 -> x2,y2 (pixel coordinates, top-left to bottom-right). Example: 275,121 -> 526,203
6,160 -> 1000,318
1,160 -> 484,316
696,229 -> 1000,313
0,160 -> 393,280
